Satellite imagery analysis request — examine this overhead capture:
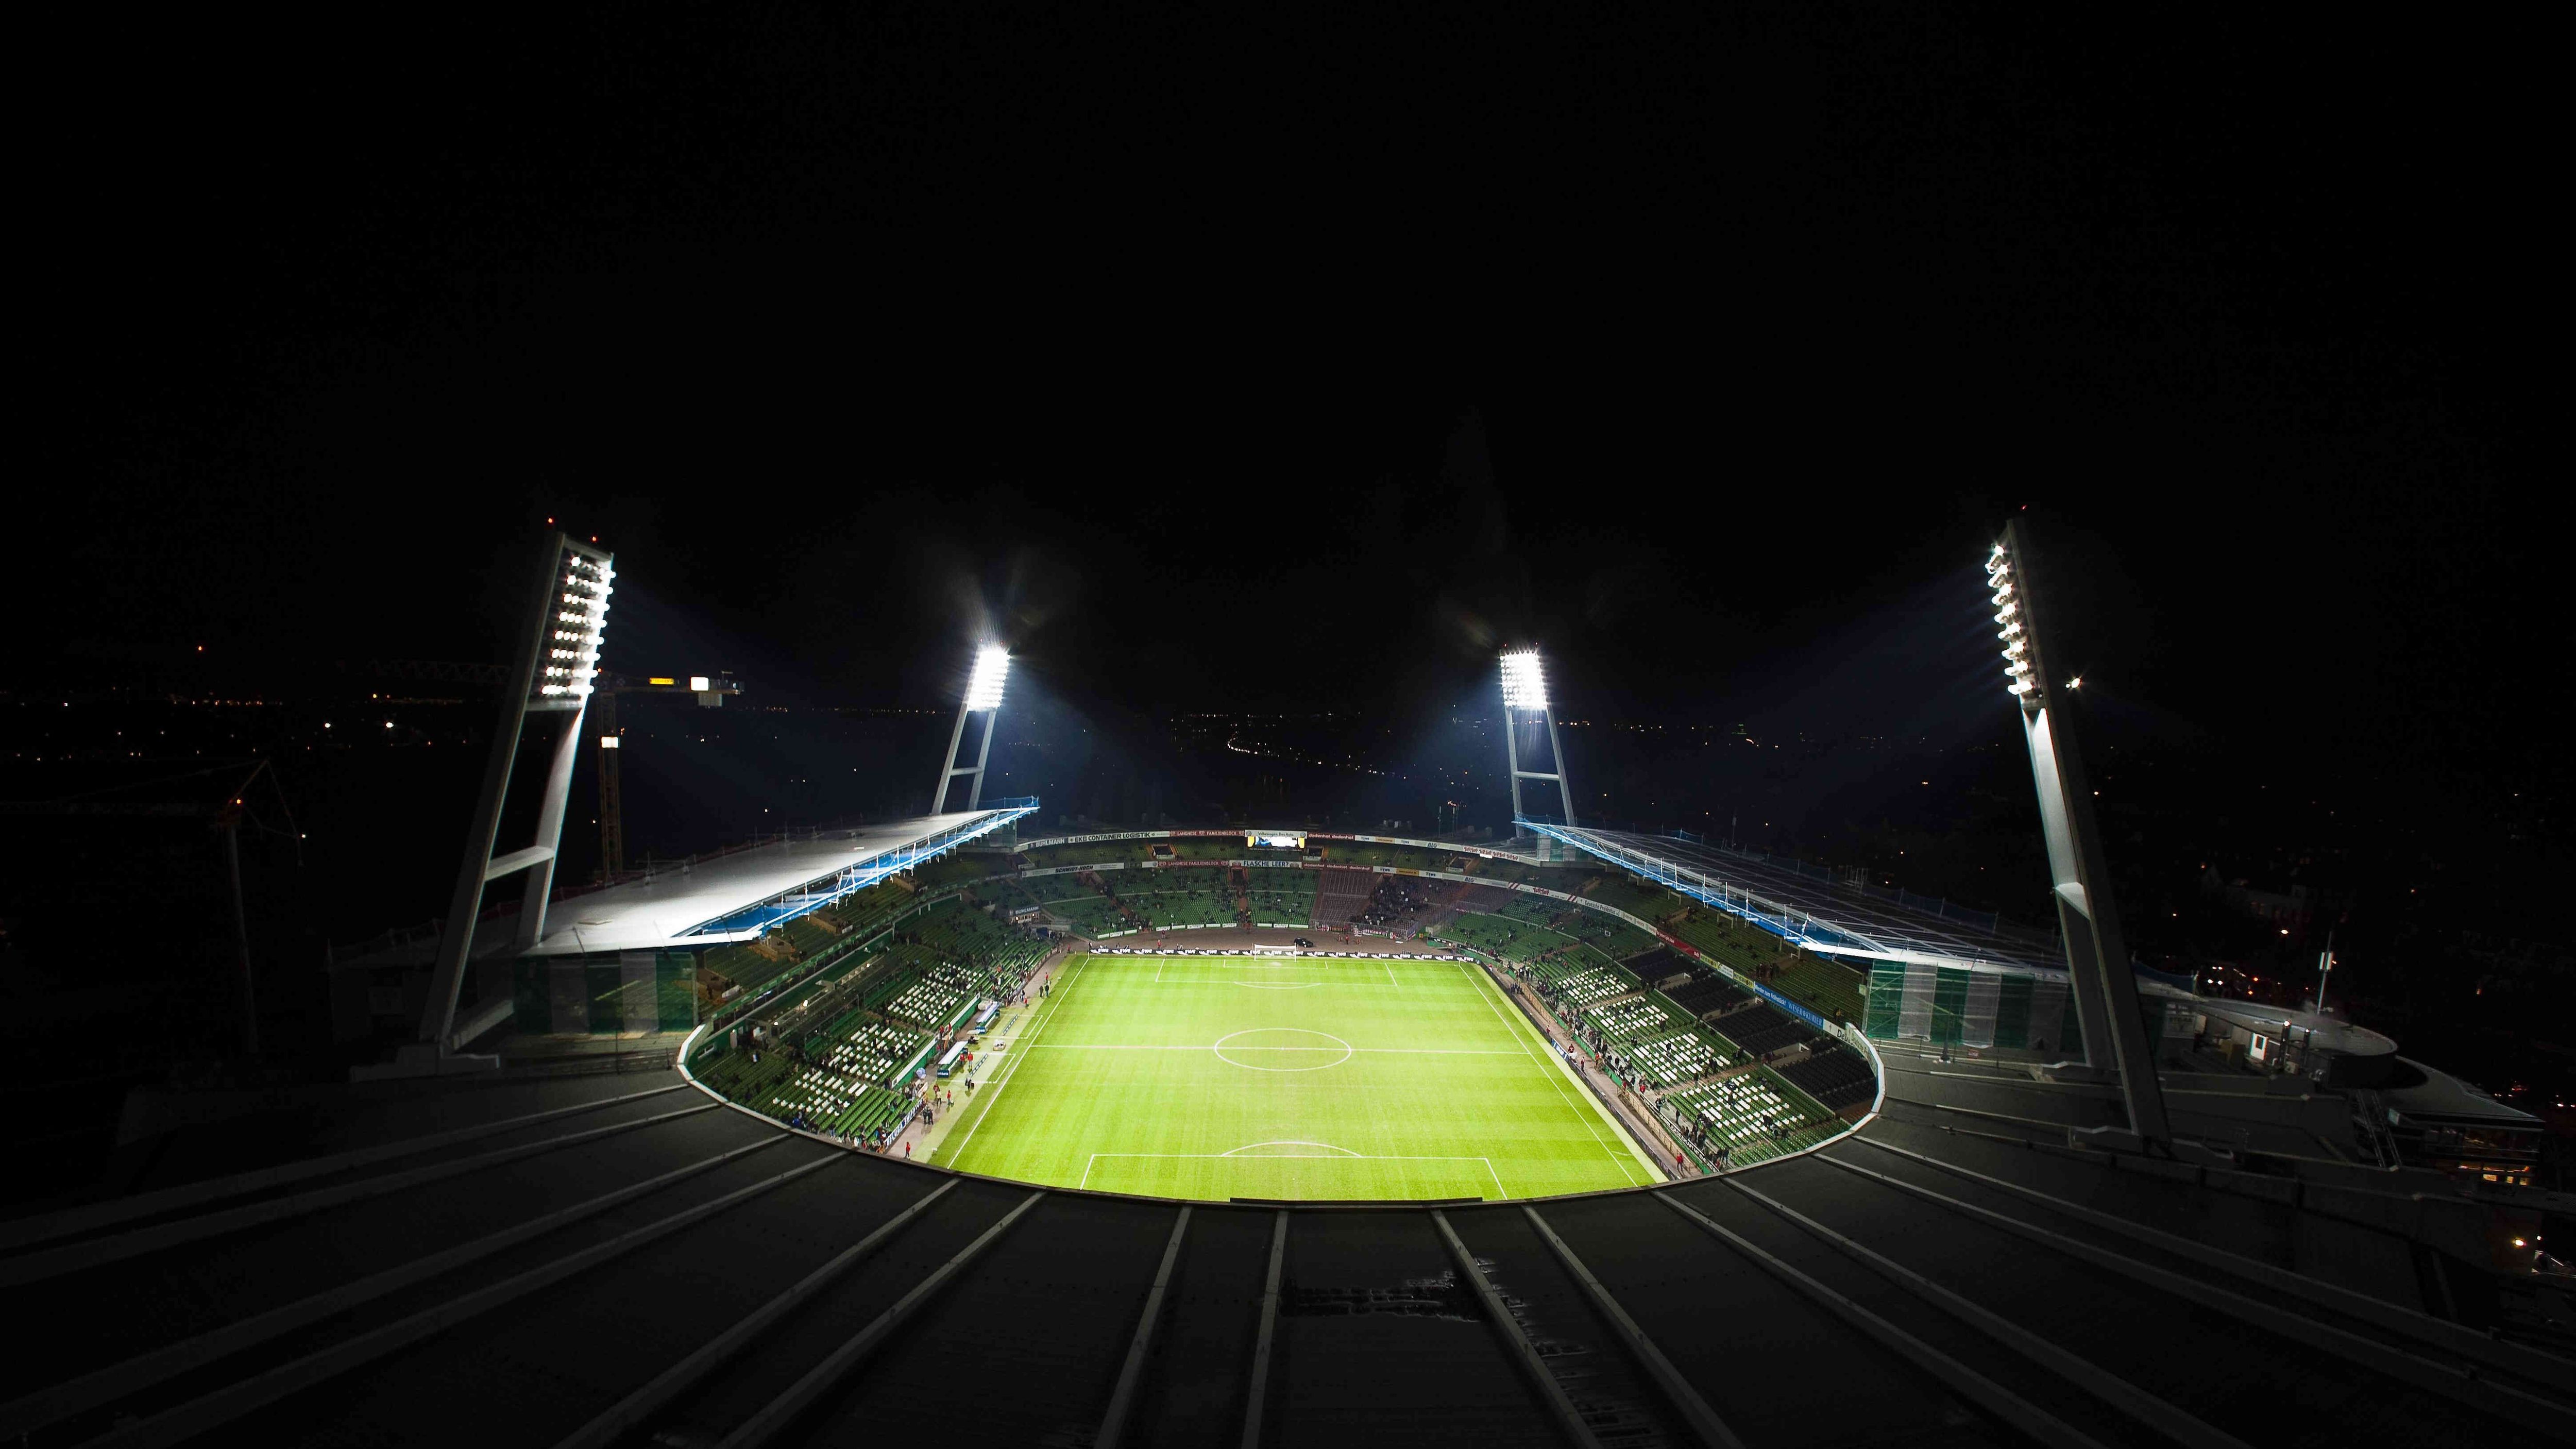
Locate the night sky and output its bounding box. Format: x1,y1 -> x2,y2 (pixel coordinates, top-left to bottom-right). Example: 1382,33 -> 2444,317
22,13 -> 2558,874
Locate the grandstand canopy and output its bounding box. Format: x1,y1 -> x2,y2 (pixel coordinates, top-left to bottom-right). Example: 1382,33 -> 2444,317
1524,821 -> 2061,974
2197,998 -> 2399,1058
523,803 -> 1035,956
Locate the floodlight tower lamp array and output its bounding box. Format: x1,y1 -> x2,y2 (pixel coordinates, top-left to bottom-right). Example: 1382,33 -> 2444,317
420,533 -> 618,1059
934,645 -> 1011,813
1990,521 -> 2171,1148
1499,650 -> 1579,829
539,555 -> 614,698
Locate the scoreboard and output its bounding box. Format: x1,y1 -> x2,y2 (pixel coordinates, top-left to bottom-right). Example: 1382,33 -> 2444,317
1245,831 -> 1307,849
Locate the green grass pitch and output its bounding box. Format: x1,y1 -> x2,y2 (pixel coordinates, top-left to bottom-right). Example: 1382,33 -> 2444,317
936,952 -> 1664,1200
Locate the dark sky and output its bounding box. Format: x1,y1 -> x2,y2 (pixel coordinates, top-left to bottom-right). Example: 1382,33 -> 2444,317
24,8 -> 2557,798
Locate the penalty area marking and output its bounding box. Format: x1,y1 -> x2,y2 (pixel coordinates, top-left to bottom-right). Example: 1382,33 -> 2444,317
1221,1139 -> 1360,1156
1080,1146 -> 1509,1199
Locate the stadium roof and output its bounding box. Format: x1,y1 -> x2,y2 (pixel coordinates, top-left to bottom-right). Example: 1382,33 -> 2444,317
523,801 -> 1037,956
1522,821 -> 2062,974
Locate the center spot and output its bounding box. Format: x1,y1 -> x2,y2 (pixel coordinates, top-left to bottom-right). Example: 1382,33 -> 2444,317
1212,1027 -> 1354,1072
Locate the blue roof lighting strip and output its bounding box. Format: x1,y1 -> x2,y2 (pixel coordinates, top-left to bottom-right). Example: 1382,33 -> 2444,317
1519,819 -> 1839,1029
680,802 -> 1039,938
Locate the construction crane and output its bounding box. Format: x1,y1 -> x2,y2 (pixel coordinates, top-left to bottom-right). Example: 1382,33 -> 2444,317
590,672 -> 742,881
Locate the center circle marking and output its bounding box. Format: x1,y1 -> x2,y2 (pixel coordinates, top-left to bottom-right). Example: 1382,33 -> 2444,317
1212,1027 -> 1353,1072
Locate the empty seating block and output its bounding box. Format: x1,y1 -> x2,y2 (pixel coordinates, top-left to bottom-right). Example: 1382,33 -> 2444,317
1541,965 -> 1634,1007
1311,869 -> 1376,923
1245,871 -> 1318,925
1664,1069 -> 1837,1166
1776,1042 -> 1875,1109
1625,1029 -> 1727,1087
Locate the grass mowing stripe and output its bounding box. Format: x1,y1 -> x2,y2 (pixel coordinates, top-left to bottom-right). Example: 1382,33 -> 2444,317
945,953 -> 1646,1201
1453,959 -> 1653,1186
939,954 -> 1091,1166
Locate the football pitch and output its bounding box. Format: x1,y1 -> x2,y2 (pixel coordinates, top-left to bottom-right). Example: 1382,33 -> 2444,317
936,952 -> 1664,1200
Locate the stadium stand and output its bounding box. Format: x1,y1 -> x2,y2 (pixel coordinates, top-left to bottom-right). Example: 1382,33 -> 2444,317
1523,953 -> 1638,1008
1353,874 -> 1446,932
1309,867 -> 1375,924
1626,1025 -> 1730,1087
1706,999 -> 1811,1057
1664,963 -> 1753,1018
1667,905 -> 1868,1022
1572,991 -> 1734,1089
1661,1067 -> 1843,1166
1622,946 -> 1689,986
811,1015 -> 932,1085
1126,868 -> 1238,928
1435,911 -> 1568,962
1019,840 -> 1150,869
1580,871 -> 1684,920
1243,869 -> 1318,925
1774,1038 -> 1876,1110
912,852 -> 1008,889
1557,909 -> 1658,960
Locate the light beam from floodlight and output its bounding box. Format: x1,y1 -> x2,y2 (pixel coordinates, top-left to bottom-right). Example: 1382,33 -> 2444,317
1988,521 -> 2170,1149
1499,650 -> 1577,829
933,645 -> 1011,813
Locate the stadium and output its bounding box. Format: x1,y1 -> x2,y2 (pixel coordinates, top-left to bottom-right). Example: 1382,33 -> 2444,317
5,528 -> 2564,1449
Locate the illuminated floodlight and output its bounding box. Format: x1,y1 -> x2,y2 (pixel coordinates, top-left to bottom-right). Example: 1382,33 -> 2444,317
1985,543 -> 2041,704
1983,518 -> 2170,1145
964,646 -> 1010,711
1499,651 -> 1548,710
537,547 -> 614,698
424,534 -> 616,1055
1497,650 -> 1575,824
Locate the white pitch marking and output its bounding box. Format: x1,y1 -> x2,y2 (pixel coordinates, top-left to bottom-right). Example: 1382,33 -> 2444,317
1453,961 -> 1647,1186
1218,1139 -> 1360,1157
1032,1044 -> 1520,1055
1213,1028 -> 1351,1072
946,955 -> 1088,1164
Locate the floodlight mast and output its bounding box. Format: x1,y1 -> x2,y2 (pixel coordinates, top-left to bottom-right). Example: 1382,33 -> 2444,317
1500,651 -> 1577,827
420,532 -> 614,1056
931,646 -> 1010,813
1990,521 -> 2170,1148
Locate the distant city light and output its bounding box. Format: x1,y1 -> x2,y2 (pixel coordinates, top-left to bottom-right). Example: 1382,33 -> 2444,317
1500,651 -> 1548,710
964,646 -> 1010,711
